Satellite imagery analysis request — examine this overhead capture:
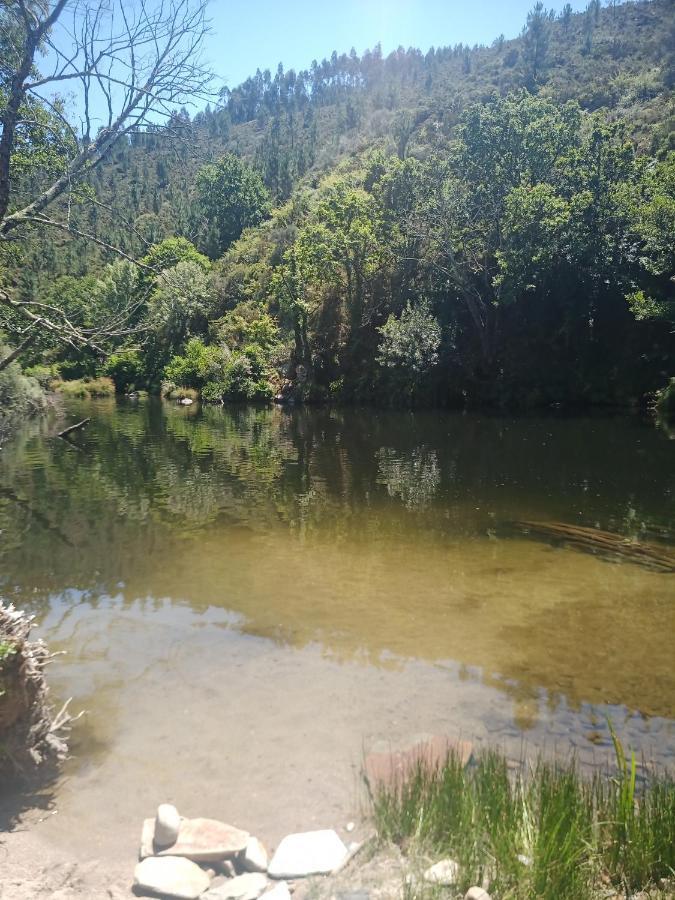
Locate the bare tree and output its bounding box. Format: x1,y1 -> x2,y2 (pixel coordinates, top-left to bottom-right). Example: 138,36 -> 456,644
0,0 -> 213,367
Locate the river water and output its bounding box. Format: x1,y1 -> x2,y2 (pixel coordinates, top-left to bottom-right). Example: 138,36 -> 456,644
0,398 -> 673,857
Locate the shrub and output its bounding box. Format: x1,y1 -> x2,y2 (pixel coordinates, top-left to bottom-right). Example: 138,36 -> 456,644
164,338 -> 225,389
201,381 -> 227,403
105,350 -> 144,393
0,352 -> 45,419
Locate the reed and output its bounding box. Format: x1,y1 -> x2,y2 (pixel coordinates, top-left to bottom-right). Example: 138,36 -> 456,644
367,735 -> 674,899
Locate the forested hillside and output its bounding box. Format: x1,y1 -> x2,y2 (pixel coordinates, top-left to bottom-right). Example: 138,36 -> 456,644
2,0 -> 675,412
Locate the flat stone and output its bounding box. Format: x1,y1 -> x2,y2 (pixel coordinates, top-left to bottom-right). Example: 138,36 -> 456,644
423,859 -> 460,886
261,884 -> 291,900
157,818 -> 250,862
465,889 -> 491,900
365,736 -> 473,789
204,872 -> 268,900
133,856 -> 211,900
242,836 -> 268,873
268,830 -> 348,878
140,818 -> 155,859
155,803 -> 181,848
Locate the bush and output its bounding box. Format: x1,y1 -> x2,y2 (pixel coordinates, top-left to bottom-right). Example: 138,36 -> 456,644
0,352 -> 45,420
201,381 -> 227,403
164,338 -> 225,389
105,350 -> 145,393
221,346 -> 274,401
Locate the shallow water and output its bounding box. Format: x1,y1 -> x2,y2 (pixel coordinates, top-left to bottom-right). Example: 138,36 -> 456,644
1,399 -> 674,854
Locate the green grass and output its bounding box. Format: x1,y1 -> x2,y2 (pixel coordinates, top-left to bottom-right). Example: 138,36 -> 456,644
367,736 -> 675,899
51,376 -> 115,398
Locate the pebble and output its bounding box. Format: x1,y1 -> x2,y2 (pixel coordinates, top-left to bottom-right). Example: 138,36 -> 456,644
133,855 -> 211,900
268,830 -> 348,878
423,859 -> 460,885
155,803 -> 181,848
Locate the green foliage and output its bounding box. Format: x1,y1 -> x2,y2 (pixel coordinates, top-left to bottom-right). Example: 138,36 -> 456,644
211,302 -> 280,351
105,350 -> 145,393
0,350 -> 45,420
377,299 -> 441,389
196,154 -> 271,256
141,237 -> 211,275
164,338 -> 225,389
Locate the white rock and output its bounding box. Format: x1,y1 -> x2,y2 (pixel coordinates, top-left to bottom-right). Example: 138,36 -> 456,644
179,397 -> 194,405
260,882 -> 291,900
517,854 -> 533,867
155,803 -> 181,848
204,872 -> 268,900
242,836 -> 268,873
133,856 -> 211,900
423,859 -> 460,886
465,889 -> 491,900
268,830 -> 348,878
346,822 -> 355,833
140,818 -> 155,859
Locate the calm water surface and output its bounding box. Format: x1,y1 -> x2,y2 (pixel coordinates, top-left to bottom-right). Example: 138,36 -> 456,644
0,399 -> 673,851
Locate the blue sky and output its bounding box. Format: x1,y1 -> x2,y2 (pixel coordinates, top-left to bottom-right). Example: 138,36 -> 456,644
206,0 -> 591,91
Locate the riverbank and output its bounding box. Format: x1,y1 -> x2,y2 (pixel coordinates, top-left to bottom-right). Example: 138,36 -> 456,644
1,735 -> 674,899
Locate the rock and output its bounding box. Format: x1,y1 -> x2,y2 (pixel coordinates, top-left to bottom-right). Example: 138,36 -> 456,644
203,872 -> 268,900
365,736 -> 473,790
140,818 -> 155,859
268,830 -> 348,878
260,883 -> 291,900
155,803 -> 181,848
423,859 -> 460,886
465,889 -> 491,900
133,856 -> 211,900
156,818 -> 250,863
179,397 -> 194,405
345,822 -> 355,833
242,836 -> 268,873
517,854 -> 533,867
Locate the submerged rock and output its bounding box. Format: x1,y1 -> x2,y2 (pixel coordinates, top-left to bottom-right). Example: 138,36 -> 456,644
203,872 -> 268,900
241,836 -> 268,872
157,817 -> 250,862
155,803 -> 181,848
133,855 -> 210,900
268,829 -> 348,878
423,859 -> 460,885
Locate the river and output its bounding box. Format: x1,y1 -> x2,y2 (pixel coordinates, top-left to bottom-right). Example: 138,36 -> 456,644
0,398 -> 673,859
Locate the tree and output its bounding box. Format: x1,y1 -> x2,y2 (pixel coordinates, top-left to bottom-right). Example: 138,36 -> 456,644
196,154 -> 271,257
522,2 -> 551,91
0,0 -> 212,369
377,298 -> 441,396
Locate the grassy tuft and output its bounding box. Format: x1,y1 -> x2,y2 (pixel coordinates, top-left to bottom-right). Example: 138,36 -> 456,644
50,376 -> 115,398
367,737 -> 675,899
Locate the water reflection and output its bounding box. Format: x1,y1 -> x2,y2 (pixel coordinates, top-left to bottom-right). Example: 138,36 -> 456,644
0,399 -> 673,742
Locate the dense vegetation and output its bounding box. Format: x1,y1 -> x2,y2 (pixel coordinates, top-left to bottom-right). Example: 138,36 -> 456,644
1,0 -> 674,413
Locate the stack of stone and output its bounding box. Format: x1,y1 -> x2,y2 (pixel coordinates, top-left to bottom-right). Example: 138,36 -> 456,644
134,805 -> 352,900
